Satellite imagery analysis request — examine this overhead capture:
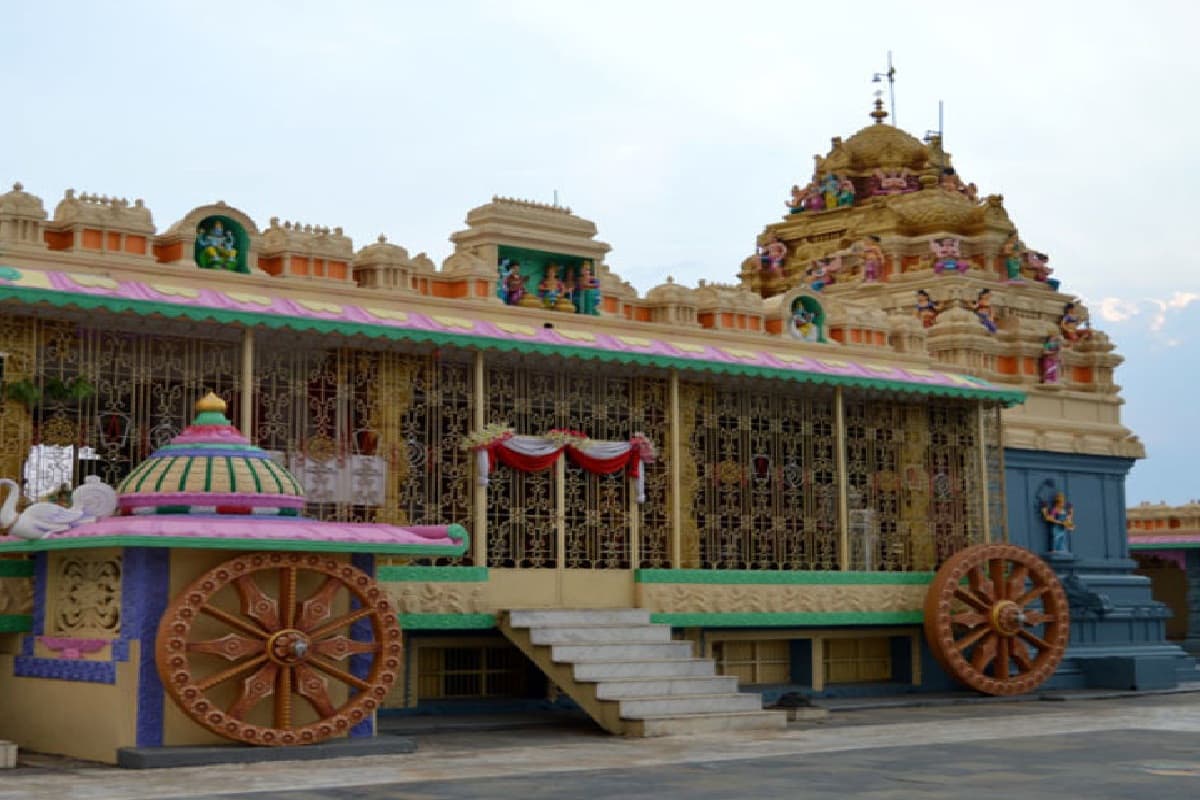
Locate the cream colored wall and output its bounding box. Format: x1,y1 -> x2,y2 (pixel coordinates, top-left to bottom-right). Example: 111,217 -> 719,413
0,647 -> 138,764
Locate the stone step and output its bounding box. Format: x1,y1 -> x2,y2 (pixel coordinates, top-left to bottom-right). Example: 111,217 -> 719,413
509,608 -> 652,628
550,641 -> 694,663
530,625 -> 672,645
593,675 -> 740,699
623,710 -> 787,737
572,658 -> 717,681
617,692 -> 764,717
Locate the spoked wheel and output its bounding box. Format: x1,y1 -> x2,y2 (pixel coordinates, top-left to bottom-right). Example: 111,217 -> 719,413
924,543 -> 1070,696
156,552 -> 401,746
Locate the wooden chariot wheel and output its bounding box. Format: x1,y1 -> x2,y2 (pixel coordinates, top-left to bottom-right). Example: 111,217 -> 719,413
923,543 -> 1070,696
156,552 -> 401,746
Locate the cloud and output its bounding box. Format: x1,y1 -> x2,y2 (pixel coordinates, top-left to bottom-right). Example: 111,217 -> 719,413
1089,293 -> 1200,347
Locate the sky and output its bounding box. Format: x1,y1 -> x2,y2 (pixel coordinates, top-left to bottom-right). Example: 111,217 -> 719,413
2,1 -> 1198,505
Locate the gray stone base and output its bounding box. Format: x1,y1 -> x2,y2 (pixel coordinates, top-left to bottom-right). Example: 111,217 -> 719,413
116,735 -> 416,769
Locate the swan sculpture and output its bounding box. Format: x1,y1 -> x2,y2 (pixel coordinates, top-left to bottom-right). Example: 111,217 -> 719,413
0,476 -> 118,540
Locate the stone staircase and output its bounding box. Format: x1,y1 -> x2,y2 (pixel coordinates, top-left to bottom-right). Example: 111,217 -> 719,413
500,608 -> 785,736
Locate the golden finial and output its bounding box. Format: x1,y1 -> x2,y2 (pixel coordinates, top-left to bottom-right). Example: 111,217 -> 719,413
870,97 -> 889,125
196,392 -> 227,414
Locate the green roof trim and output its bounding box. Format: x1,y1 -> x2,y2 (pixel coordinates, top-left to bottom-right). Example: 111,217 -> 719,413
0,283 -> 1025,405
0,614 -> 33,633
635,568 -> 934,585
378,566 -> 488,582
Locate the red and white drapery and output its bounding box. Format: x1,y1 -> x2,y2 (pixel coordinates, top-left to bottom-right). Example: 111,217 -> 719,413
467,429 -> 657,502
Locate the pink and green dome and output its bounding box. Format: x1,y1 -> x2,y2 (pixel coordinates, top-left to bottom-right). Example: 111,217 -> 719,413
116,393 -> 305,516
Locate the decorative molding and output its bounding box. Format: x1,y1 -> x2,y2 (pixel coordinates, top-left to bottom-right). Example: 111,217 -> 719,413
387,583 -> 486,615
38,636 -> 109,659
635,568 -> 934,585
637,582 -> 926,616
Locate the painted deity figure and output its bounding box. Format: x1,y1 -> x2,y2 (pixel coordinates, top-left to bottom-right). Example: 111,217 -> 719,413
860,236 -> 884,283
973,288 -> 997,333
802,182 -> 825,212
787,184 -> 805,214
837,177 -> 856,207
930,236 -> 969,275
1025,250 -> 1059,289
1041,492 -> 1075,553
916,290 -> 940,328
872,167 -> 911,195
1001,233 -> 1024,282
574,260 -> 601,315
500,260 -> 526,306
539,264 -> 565,308
1060,302 -> 1093,345
1040,334 -> 1062,384
791,307 -> 820,342
196,220 -> 238,270
759,236 -> 788,275
821,173 -> 841,210
806,256 -> 840,291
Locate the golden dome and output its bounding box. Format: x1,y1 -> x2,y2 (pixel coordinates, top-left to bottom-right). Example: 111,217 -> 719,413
842,122 -> 928,171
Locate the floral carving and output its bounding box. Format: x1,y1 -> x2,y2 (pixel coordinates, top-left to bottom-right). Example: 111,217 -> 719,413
388,583 -> 485,614
52,554 -> 121,635
0,577 -> 34,615
639,583 -> 925,615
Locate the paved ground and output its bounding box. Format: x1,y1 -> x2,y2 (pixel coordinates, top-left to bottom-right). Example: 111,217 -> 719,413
5,692 -> 1200,799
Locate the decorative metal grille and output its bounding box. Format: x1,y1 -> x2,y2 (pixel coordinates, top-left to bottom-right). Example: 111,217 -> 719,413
927,400 -> 985,565
483,361 -> 668,569
687,382 -> 839,570
9,318 -> 241,497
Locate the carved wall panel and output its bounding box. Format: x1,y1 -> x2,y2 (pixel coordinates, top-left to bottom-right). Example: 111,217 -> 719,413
47,550 -> 122,637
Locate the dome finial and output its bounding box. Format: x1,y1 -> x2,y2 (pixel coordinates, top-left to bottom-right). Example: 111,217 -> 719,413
870,95 -> 889,125
196,392 -> 227,415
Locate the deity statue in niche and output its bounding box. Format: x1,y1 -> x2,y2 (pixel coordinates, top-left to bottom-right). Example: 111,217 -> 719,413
930,236 -> 969,275
574,260 -> 601,315
915,290 -> 940,328
498,258 -> 526,306
196,218 -> 240,271
972,288 -> 998,333
789,297 -> 823,342
1001,233 -> 1025,282
538,263 -> 565,309
940,167 -> 965,193
759,236 -> 788,275
1025,250 -> 1059,289
821,173 -> 841,209
1041,492 -> 1075,553
872,167 -> 911,195
1059,302 -> 1092,345
805,256 -> 840,291
837,177 -> 856,207
786,184 -> 805,214
859,236 -> 884,283
1040,334 -> 1062,384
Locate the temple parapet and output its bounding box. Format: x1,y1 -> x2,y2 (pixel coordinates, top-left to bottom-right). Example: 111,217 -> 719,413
258,217 -> 353,282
